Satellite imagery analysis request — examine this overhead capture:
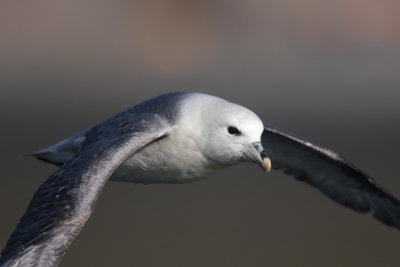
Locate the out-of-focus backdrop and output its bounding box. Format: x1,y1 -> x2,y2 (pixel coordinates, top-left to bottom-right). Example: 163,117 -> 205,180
1,1 -> 399,266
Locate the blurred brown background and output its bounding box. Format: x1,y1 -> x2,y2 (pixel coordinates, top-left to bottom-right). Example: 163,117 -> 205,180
1,1 -> 400,266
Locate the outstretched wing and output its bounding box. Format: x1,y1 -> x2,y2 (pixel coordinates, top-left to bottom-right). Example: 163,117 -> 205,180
262,124 -> 400,230
0,112 -> 174,267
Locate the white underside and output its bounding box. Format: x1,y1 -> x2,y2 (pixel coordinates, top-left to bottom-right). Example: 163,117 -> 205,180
110,128 -> 223,184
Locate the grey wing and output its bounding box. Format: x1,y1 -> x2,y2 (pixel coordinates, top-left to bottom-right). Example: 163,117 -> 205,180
0,113 -> 174,267
262,124 -> 400,230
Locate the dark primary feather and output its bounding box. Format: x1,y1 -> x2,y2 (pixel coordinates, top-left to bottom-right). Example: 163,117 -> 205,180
262,124 -> 400,229
0,93 -> 184,267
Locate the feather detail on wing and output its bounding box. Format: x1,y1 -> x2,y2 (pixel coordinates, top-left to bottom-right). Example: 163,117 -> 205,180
262,124 -> 400,230
0,112 -> 173,267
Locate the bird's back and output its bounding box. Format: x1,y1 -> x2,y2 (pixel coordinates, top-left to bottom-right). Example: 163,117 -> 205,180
32,92 -> 193,166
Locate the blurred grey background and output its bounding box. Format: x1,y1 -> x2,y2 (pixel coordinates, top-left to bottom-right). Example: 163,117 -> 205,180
1,1 -> 400,266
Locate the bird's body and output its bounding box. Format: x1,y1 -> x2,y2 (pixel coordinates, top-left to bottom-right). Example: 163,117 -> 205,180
34,92 -> 264,184
1,92 -> 399,267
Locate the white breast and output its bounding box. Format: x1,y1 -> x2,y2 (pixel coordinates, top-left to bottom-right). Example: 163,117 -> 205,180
110,127 -> 221,184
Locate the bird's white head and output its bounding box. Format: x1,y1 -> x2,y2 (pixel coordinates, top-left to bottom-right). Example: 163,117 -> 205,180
179,93 -> 271,171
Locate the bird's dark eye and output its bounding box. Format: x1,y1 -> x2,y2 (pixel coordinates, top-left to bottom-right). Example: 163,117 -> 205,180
227,126 -> 241,136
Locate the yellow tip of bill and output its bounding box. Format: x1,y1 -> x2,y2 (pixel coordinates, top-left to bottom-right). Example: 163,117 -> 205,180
263,157 -> 271,172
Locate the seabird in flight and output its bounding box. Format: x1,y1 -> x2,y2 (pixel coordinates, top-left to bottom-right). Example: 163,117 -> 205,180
0,92 -> 399,266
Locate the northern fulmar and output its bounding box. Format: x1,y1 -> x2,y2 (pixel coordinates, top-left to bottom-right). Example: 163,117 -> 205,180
1,92 -> 399,267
